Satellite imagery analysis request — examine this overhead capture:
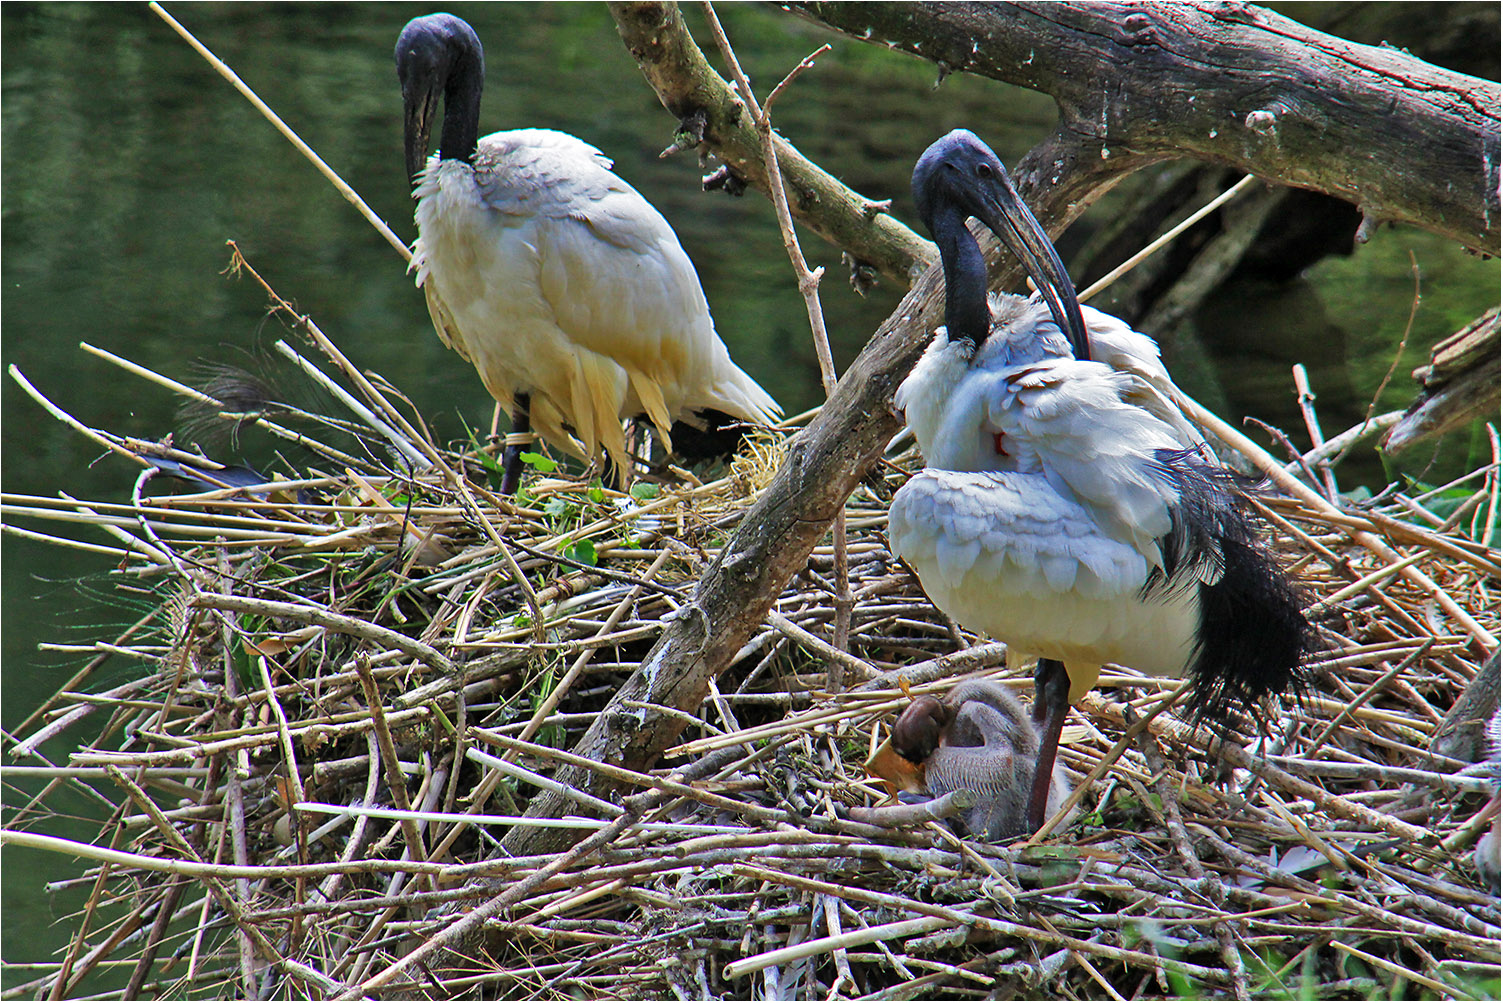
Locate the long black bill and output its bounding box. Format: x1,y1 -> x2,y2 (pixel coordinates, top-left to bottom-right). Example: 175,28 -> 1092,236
402,87 -> 440,187
974,172 -> 1092,362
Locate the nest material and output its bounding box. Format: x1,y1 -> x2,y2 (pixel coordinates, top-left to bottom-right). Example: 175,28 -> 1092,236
3,317 -> 1499,1001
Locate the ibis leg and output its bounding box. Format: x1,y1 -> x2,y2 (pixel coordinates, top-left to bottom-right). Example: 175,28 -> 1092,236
500,393 -> 532,496
599,453 -> 622,491
1027,657 -> 1071,833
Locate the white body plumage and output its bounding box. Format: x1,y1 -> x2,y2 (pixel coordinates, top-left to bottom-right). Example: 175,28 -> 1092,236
890,468 -> 1200,687
891,295 -> 1215,701
411,128 -> 780,474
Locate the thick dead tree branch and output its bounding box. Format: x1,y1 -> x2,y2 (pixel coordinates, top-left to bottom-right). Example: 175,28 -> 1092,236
782,1 -> 1501,256
608,1 -> 937,287
1383,308 -> 1501,454
608,1 -> 1129,284
502,2 -> 1500,857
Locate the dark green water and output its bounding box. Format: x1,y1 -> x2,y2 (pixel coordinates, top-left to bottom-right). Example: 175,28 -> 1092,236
2,2 -> 1495,983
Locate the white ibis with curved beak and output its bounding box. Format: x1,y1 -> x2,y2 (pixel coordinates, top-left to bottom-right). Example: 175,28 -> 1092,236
889,130 -> 1312,833
395,13 -> 781,493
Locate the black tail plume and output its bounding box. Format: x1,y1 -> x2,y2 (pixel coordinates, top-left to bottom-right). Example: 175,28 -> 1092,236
1143,449 -> 1315,728
1186,530 -> 1314,727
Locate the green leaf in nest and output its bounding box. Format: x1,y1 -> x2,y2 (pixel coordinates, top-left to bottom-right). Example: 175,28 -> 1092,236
562,538 -> 598,567
545,497 -> 578,522
520,451 -> 558,473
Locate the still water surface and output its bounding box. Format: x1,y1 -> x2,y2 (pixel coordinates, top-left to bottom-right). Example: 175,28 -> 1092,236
2,2 -> 1494,976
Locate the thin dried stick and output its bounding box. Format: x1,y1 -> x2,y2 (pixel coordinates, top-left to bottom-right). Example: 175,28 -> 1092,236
1330,940 -> 1457,998
1365,250 -> 1422,424
1180,395 -> 1495,647
7,366 -> 151,472
698,3 -> 854,690
103,766 -> 288,984
79,341 -> 372,471
1292,364 -> 1340,503
356,658 -> 429,870
189,592 -> 455,675
1079,174 -> 1258,302
1304,641 -> 1433,755
332,756 -> 728,1000
766,610 -> 879,682
227,246 -> 437,470
513,549 -> 674,749
1282,409 -> 1404,474
1135,723 -> 1250,1001
148,2 -> 409,260
729,864 -> 1229,984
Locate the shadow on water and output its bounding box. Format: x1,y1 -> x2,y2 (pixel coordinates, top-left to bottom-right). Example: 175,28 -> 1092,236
1,2 -> 1495,980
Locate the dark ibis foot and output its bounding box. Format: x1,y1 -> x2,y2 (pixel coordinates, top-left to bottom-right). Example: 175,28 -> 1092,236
499,447 -> 524,496
499,395 -> 532,496
1027,657 -> 1071,832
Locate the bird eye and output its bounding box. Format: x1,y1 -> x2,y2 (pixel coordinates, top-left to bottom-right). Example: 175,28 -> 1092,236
976,163 -> 994,179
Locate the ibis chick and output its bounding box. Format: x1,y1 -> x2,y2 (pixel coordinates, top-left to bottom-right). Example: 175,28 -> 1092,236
396,14 -> 781,493
889,130 -> 1312,832
892,679 -> 1071,841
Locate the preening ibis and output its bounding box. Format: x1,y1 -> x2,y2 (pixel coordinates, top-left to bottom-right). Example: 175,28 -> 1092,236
889,130 -> 1313,833
395,13 -> 781,493
891,679 -> 1070,840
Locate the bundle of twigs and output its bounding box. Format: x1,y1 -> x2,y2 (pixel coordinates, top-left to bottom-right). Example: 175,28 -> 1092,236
2,239 -> 1498,1001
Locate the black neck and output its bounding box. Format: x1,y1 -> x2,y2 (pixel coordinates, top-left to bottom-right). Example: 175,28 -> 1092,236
440,47 -> 483,164
932,204 -> 990,348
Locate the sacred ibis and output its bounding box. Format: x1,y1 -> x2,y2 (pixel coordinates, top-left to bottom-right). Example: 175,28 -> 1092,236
395,13 -> 781,493
891,679 -> 1070,840
888,130 -> 1312,833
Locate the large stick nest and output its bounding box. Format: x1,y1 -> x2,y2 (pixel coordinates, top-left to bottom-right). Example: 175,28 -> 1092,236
3,283 -> 1499,1001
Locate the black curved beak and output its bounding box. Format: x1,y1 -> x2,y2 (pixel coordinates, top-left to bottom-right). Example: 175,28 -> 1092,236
402,83 -> 441,188
972,172 -> 1091,362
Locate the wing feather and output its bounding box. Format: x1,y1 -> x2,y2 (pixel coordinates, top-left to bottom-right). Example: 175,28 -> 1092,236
990,360 -> 1191,558
890,469 -> 1150,600
486,134 -> 775,428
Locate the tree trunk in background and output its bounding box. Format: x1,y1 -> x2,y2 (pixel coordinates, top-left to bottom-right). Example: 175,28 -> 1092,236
782,3 -> 1499,458
782,2 -> 1500,255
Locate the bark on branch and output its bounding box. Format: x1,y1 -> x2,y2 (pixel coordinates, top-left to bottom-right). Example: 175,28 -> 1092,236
608,1 -> 937,286
1383,308 -> 1501,454
783,1 -> 1501,256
